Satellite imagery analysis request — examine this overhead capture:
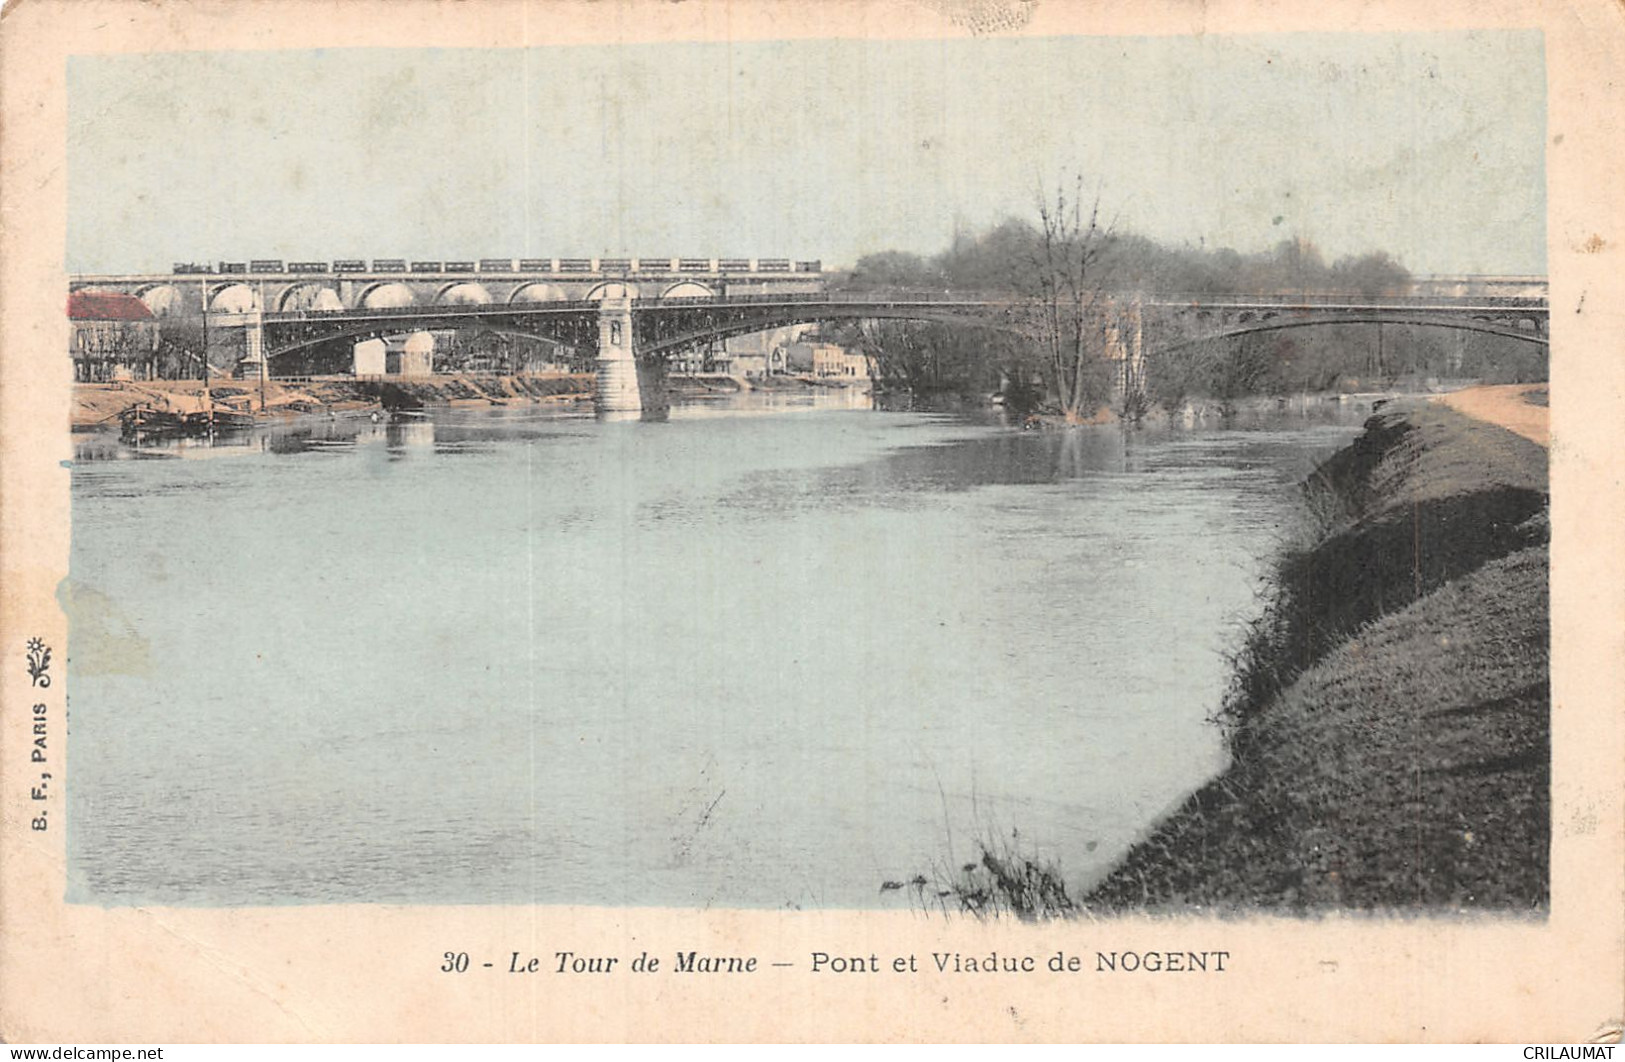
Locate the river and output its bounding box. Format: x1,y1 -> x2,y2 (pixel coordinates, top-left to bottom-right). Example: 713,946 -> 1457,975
65,391 -> 1366,908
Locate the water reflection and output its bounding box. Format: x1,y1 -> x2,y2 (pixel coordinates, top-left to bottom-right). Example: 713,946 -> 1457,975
66,390 -> 1370,908
73,388 -> 886,463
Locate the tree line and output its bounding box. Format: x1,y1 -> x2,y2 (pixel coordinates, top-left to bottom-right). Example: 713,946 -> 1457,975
822,185 -> 1543,418
838,225 -> 1411,300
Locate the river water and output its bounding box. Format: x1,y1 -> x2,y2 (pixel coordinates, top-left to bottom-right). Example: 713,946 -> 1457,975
66,392 -> 1365,908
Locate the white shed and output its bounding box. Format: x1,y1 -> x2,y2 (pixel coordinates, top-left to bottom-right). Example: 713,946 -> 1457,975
353,338 -> 386,376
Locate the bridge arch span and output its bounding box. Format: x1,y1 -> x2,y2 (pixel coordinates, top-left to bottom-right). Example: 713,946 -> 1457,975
359,282 -> 416,309
277,282 -> 344,312
660,281 -> 716,300
264,321 -> 576,365
509,282 -> 570,304
437,282 -> 493,306
637,303 -> 1024,358
585,281 -> 640,301
456,325 -> 572,351
134,283 -> 186,316
1153,314 -> 1549,357
207,283 -> 260,312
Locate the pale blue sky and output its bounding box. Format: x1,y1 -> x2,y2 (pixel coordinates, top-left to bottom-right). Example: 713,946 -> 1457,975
66,32 -> 1545,274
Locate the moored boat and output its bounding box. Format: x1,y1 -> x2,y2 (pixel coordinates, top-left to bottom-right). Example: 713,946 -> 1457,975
118,405 -> 185,439
119,397 -> 258,440
187,409 -> 257,431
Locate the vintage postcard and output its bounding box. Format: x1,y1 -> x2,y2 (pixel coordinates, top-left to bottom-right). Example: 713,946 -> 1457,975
1,0 -> 1621,1044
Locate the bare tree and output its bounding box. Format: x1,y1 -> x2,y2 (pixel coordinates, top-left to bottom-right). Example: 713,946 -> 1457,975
1025,175 -> 1122,422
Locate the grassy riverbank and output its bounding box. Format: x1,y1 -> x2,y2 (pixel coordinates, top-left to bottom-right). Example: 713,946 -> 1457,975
1086,403 -> 1550,912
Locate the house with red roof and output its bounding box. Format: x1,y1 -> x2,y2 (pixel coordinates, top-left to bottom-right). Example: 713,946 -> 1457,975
68,292 -> 161,381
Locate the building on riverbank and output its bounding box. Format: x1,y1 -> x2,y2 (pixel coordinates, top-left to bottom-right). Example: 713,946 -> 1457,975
727,325 -> 814,378
668,325 -> 813,377
786,340 -> 871,379
68,292 -> 161,382
349,334 -> 432,377
384,332 -> 435,377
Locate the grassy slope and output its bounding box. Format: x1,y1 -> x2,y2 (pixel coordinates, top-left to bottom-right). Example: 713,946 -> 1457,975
1087,407 -> 1550,913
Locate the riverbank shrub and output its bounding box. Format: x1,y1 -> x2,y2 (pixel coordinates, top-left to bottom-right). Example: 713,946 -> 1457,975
891,830 -> 1076,922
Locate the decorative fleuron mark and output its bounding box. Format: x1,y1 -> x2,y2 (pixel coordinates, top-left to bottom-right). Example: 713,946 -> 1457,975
25,637 -> 51,688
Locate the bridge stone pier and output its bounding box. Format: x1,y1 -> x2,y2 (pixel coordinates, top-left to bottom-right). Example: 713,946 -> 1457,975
595,297 -> 642,413
1104,298 -> 1147,406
